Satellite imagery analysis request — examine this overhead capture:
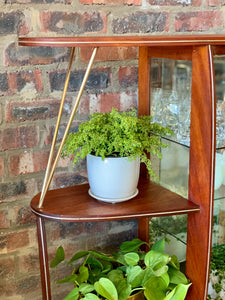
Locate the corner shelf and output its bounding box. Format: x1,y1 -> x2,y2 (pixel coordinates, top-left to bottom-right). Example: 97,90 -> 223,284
18,34 -> 225,300
31,177 -> 199,222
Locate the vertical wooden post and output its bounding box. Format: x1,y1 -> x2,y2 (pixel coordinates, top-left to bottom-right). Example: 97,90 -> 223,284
138,46 -> 150,244
36,217 -> 51,300
186,45 -> 216,300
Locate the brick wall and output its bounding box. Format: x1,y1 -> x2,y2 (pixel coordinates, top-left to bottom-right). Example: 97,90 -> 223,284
0,0 -> 225,298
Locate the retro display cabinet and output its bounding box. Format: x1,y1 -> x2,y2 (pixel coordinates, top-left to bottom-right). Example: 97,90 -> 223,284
18,35 -> 225,300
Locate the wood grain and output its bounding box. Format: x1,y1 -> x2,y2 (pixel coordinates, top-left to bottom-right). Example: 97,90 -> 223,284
30,178 -> 200,222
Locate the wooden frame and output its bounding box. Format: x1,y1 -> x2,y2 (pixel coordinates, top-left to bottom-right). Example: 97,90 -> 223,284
18,35 -> 225,300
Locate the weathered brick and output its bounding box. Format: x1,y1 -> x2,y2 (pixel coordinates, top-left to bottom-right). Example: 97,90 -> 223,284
99,92 -> 121,112
80,0 -> 140,5
0,157 -> 4,177
0,256 -> 15,279
0,280 -> 16,297
54,172 -> 87,188
18,253 -> 39,273
80,47 -> 138,63
5,43 -> 71,66
149,0 -> 201,5
1,230 -> 30,252
15,206 -> 36,225
207,0 -> 224,5
6,98 -> 70,123
112,12 -> 169,34
49,68 -> 111,92
1,70 -> 43,96
118,66 -> 138,87
9,0 -> 70,3
0,210 -> 10,229
15,275 -> 41,295
44,123 -> 79,146
0,126 -> 39,151
0,12 -> 28,35
175,11 -> 224,31
40,11 -> 107,34
120,91 -> 138,111
8,150 -> 69,176
0,181 -> 26,201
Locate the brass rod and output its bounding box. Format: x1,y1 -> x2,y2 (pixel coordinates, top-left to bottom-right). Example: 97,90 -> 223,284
38,47 -> 98,208
39,47 -> 75,208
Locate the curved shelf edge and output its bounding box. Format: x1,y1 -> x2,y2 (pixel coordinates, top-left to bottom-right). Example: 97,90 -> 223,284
30,178 -> 200,222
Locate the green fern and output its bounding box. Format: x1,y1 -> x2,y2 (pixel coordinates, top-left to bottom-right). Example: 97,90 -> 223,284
62,108 -> 173,180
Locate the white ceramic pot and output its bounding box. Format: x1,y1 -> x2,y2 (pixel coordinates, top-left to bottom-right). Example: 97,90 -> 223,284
87,154 -> 140,203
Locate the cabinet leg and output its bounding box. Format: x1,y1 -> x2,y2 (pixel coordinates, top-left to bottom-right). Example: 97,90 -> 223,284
36,217 -> 51,300
138,217 -> 150,250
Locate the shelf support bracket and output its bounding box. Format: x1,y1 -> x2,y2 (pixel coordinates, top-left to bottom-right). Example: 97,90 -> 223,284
39,47 -> 98,208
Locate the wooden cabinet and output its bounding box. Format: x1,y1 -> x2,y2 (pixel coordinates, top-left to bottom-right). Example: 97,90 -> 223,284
18,35 -> 225,300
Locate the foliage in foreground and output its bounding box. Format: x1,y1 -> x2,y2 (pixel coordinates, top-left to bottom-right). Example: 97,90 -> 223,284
51,238 -> 191,300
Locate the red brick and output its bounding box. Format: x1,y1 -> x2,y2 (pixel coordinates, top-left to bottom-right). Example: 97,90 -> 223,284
99,93 -> 121,112
9,150 -> 49,175
118,66 -> 138,87
175,11 -> 224,31
80,47 -> 138,63
40,11 -> 107,34
0,126 -> 38,151
3,70 -> 43,95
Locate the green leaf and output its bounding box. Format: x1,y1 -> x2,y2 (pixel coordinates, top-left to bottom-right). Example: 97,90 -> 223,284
142,267 -> 155,285
57,274 -> 78,284
144,250 -> 170,270
164,283 -> 191,300
77,265 -> 89,284
154,265 -> 168,277
144,276 -> 167,300
69,251 -> 89,264
151,239 -> 165,253
168,267 -> 189,285
120,239 -> 147,254
169,255 -> 180,270
94,278 -> 118,300
107,270 -> 131,300
83,294 -> 101,300
127,265 -> 144,288
50,246 -> 65,268
89,250 -> 116,262
124,253 -> 139,266
63,287 -> 79,300
79,283 -> 95,295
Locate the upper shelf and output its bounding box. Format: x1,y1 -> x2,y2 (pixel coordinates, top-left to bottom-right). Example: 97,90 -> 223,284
18,35 -> 225,48
30,177 -> 200,222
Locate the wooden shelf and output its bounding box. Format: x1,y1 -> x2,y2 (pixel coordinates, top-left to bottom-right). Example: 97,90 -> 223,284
31,177 -> 200,222
18,34 -> 225,48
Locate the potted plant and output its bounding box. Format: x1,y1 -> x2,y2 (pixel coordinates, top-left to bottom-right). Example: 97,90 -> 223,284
50,238 -> 191,300
62,108 -> 173,202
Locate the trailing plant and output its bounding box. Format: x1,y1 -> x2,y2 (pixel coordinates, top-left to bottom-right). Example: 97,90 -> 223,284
61,108 -> 173,180
208,244 -> 225,300
51,238 -> 191,300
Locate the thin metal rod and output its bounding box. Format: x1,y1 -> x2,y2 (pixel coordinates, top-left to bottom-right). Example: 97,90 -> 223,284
39,47 -> 75,206
38,47 -> 98,208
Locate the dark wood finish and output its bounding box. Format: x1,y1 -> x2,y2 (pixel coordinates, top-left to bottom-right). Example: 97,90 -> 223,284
186,45 -> 216,299
36,217 -> 51,300
30,178 -> 200,222
19,34 -> 225,48
148,46 -> 192,60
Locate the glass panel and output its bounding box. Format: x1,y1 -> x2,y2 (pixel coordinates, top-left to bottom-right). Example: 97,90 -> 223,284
149,57 -> 225,260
